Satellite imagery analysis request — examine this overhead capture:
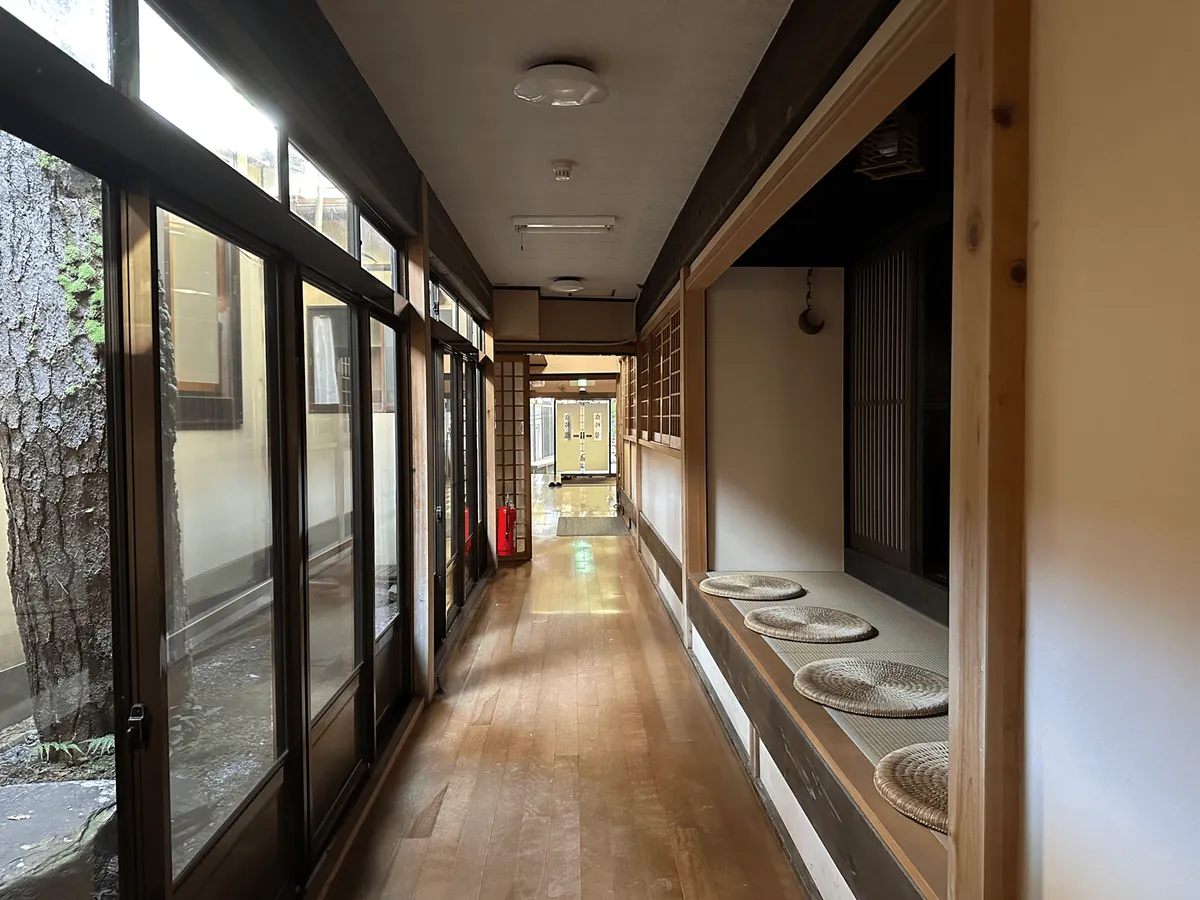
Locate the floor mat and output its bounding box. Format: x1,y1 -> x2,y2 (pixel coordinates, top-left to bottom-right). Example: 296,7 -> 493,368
556,516 -> 628,536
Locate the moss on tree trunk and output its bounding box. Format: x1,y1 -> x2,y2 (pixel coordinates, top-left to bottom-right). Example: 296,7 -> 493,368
0,134 -> 112,743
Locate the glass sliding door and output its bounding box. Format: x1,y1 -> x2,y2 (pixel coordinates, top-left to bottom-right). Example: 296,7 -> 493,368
0,131 -> 122,899
434,343 -> 467,648
302,285 -> 357,718
370,319 -> 405,721
441,348 -> 461,633
156,209 -> 280,877
371,321 -> 400,638
461,358 -> 477,600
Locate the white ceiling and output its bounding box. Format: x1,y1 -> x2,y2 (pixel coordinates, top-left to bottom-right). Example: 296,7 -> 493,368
319,0 -> 791,300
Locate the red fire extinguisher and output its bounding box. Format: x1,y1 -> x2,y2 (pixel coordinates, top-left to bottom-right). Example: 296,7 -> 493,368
497,494 -> 516,558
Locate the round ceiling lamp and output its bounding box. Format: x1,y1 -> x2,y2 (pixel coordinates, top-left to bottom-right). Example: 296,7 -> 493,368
550,277 -> 586,293
514,64 -> 608,107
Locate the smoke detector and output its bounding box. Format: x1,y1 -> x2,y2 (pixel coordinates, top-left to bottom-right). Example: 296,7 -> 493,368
551,159 -> 575,182
513,63 -> 608,107
549,277 -> 585,293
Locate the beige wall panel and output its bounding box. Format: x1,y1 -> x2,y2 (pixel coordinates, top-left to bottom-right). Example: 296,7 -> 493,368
706,268 -> 844,571
1024,1 -> 1200,896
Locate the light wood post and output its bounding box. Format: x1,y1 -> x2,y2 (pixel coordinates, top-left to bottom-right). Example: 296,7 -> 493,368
949,0 -> 1030,895
407,177 -> 436,702
680,266 -> 708,650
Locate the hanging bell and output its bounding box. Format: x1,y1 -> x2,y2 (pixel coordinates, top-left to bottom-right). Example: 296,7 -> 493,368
799,307 -> 825,335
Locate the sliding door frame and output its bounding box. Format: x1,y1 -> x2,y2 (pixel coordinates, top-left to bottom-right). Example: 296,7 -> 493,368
0,10 -> 420,898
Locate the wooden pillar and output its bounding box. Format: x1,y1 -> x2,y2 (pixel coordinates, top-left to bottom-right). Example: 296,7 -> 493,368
407,177 -> 436,702
680,266 -> 707,650
948,0 -> 1030,895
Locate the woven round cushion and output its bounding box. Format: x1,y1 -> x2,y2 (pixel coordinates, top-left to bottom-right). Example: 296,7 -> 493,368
698,574 -> 805,601
874,741 -> 949,833
793,658 -> 949,717
744,605 -> 877,643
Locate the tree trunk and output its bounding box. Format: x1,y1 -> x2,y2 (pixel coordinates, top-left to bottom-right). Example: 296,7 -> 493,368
0,133 -> 112,743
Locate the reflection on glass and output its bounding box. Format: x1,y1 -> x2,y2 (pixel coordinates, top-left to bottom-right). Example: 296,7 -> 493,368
372,321 -> 400,636
1,0 -> 110,81
437,286 -> 457,329
290,145 -> 349,250
361,217 -> 395,289
304,284 -> 356,716
139,2 -> 278,196
461,359 -> 476,599
0,132 -> 117,897
157,210 -> 276,875
442,352 -> 454,616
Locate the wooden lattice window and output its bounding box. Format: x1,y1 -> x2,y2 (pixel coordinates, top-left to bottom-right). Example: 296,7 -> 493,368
624,356 -> 637,437
638,303 -> 683,450
666,309 -> 681,445
637,339 -> 650,439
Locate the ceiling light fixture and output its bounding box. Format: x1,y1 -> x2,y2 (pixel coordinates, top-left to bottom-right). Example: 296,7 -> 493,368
513,63 -> 608,107
513,216 -> 615,235
550,277 -> 586,293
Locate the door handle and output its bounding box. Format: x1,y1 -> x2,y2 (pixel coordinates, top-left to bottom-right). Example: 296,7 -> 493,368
126,703 -> 149,752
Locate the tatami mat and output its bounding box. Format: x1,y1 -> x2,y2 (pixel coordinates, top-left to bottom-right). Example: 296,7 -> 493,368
718,571 -> 949,765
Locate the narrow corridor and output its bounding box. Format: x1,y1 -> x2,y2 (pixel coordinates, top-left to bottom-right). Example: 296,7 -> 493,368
328,535 -> 805,899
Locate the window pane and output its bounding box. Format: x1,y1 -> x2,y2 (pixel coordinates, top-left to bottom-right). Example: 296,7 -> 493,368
441,353 -> 454,619
304,284 -> 356,716
290,145 -> 350,251
0,0 -> 110,81
371,321 -> 400,636
437,287 -> 457,329
157,210 -> 276,875
360,217 -> 395,289
0,132 -> 118,897
139,2 -> 279,196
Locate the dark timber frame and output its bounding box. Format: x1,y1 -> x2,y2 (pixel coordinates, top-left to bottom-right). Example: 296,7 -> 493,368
0,4 -> 458,897
637,0 -> 900,326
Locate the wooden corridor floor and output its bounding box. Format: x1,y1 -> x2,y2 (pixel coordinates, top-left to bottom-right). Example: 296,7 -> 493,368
327,536 -> 806,900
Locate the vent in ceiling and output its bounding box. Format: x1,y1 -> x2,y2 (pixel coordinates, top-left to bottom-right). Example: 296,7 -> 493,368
854,109 -> 923,181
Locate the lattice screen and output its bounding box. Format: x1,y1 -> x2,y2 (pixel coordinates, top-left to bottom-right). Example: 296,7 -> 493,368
637,307 -> 682,450
847,246 -> 915,568
623,357 -> 637,437
495,354 -> 531,560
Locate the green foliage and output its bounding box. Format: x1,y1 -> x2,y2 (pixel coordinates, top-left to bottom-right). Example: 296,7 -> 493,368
31,741 -> 85,764
55,202 -> 106,381
30,734 -> 116,764
86,734 -> 116,757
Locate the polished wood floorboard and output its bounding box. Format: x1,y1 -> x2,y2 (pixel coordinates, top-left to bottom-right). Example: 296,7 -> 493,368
329,536 -> 806,900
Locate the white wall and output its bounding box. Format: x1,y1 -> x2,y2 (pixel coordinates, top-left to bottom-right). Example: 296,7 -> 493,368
706,267 -> 844,571
1024,2 -> 1200,896
639,448 -> 682,559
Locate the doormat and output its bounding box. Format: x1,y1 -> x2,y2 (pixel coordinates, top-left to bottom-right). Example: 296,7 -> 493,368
556,516 -> 628,537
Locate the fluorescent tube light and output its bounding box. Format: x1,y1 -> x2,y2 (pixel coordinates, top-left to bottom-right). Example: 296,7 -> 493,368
513,216 -> 616,235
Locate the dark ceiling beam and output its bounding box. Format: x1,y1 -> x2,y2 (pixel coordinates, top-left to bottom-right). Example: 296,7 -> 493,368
636,0 -> 899,328
153,0 -> 492,315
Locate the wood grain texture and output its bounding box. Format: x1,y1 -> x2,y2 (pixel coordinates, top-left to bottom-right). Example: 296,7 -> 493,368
948,0 -> 1030,896
408,179 -> 435,701
638,514 -> 683,601
686,0 -> 954,291
688,576 -> 948,900
680,266 -> 708,650
328,537 -> 805,900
